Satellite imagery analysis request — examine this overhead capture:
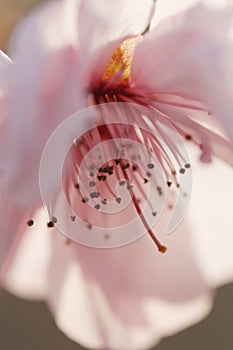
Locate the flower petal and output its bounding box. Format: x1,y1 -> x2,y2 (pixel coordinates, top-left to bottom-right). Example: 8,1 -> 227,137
132,5 -> 233,143
187,150 -> 233,287
46,216 -> 210,350
1,206 -> 51,299
153,0 -> 233,28
0,0 -> 82,206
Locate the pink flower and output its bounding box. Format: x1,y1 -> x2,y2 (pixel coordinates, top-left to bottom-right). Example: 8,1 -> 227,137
0,1 -> 233,349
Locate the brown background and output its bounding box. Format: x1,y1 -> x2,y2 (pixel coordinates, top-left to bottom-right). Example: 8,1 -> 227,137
0,1 -> 232,349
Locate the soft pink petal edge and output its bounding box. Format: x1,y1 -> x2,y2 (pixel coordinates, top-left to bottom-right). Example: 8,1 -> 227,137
132,4 -> 233,143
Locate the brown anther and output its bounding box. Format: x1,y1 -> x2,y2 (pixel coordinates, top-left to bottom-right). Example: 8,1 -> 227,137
116,197 -> 122,204
185,163 -> 191,169
47,221 -> 54,228
179,168 -> 185,174
159,245 -> 167,254
144,178 -> 148,184
95,204 -> 100,210
27,219 -> 34,227
185,134 -> 192,140
167,181 -> 172,187
74,183 -> 80,189
82,197 -> 89,203
121,163 -> 130,170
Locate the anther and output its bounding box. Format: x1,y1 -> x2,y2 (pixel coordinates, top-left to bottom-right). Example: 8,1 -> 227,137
121,163 -> 130,170
179,168 -> 186,174
147,163 -> 154,169
70,215 -> 76,222
157,186 -> 163,196
127,184 -> 133,190
146,171 -> 151,177
185,163 -> 191,169
82,197 -> 89,203
95,204 -> 100,210
116,197 -> 122,204
144,178 -> 148,184
27,219 -> 34,227
119,180 -> 126,186
47,221 -> 54,228
167,181 -> 172,187
185,134 -> 192,141
97,175 -> 107,181
74,183 -> 80,189
87,223 -> 92,230
102,199 -> 107,205
89,181 -> 96,187
152,212 -> 157,217
90,192 -> 100,198
159,245 -> 167,254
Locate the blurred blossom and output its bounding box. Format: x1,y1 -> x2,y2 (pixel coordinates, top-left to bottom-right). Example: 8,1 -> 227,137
0,1 -> 233,350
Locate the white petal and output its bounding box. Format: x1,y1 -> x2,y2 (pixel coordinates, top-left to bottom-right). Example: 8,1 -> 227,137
188,149 -> 233,287
46,216 -> 211,350
2,207 -> 51,299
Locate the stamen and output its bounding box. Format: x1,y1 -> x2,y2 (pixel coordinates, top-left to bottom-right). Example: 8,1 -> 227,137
119,158 -> 167,254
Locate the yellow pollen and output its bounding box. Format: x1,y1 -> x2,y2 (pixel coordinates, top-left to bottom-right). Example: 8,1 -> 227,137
102,37 -> 141,85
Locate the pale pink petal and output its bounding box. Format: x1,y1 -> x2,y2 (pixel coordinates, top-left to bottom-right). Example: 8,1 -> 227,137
46,213 -> 211,350
153,0 -> 199,27
132,5 -> 233,143
0,0 -> 82,206
78,0 -> 155,49
153,0 -> 233,27
1,207 -> 51,299
187,148 -> 233,287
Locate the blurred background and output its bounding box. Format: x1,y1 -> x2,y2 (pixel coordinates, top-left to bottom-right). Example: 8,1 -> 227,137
0,1 -> 233,349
